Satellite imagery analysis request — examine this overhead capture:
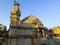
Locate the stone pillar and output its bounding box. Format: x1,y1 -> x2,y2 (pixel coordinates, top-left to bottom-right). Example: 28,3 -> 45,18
35,28 -> 39,45
31,38 -> 34,45
0,39 -> 3,45
42,29 -> 44,38
10,39 -> 11,45
16,38 -> 19,45
5,38 -> 8,45
35,38 -> 38,45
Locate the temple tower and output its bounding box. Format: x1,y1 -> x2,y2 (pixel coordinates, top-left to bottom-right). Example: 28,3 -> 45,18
5,1 -> 21,45
9,1 -> 21,36
10,1 -> 21,26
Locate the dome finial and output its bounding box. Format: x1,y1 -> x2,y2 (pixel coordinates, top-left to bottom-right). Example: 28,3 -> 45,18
14,0 -> 20,6
14,0 -> 17,5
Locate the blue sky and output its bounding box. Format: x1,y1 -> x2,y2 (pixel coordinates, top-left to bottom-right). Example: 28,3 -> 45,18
0,0 -> 60,29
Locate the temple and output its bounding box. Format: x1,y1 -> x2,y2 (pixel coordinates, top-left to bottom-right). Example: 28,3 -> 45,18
0,1 -> 60,45
7,1 -> 44,45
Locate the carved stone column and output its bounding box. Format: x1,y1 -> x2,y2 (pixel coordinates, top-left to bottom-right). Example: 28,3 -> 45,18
31,37 -> 35,45
5,38 -> 8,45
16,38 -> 19,45
42,29 -> 44,38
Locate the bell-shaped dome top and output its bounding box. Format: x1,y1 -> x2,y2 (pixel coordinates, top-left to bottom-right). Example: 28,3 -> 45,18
11,1 -> 21,15
21,15 -> 44,28
22,15 -> 42,24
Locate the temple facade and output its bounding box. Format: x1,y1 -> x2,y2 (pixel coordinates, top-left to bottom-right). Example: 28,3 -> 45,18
3,1 -> 44,45
1,1 -> 60,45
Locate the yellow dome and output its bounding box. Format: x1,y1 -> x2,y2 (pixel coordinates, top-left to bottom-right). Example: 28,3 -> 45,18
21,15 -> 42,24
21,15 -> 44,28
52,26 -> 60,34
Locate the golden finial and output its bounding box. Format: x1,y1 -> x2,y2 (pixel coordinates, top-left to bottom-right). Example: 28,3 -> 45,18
14,0 -> 20,6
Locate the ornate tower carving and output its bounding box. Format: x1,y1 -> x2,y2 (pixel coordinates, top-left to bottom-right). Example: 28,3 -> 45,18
10,1 -> 21,26
9,1 -> 21,35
